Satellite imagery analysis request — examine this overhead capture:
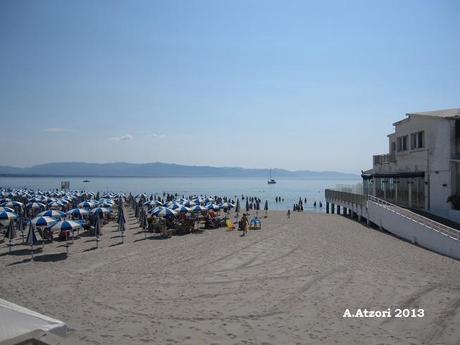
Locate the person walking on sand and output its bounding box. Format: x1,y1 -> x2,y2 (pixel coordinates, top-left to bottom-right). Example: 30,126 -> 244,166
287,209 -> 291,219
240,213 -> 249,236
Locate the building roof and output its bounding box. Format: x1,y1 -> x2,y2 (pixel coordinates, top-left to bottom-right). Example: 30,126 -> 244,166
407,108 -> 460,118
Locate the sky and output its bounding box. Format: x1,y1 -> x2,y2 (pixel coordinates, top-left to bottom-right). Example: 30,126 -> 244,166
0,0 -> 459,173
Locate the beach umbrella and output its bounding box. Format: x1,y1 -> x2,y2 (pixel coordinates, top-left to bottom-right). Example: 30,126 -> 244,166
30,216 -> 58,228
30,216 -> 57,247
0,206 -> 15,213
38,210 -> 66,219
48,201 -> 64,209
26,223 -> 40,260
90,207 -> 111,215
206,203 -> 221,211
188,205 -> 207,213
168,201 -> 183,210
5,222 -> 16,253
78,201 -> 96,209
183,200 -> 195,207
235,199 -> 240,216
26,202 -> 46,209
245,199 -> 250,212
118,207 -> 126,243
152,207 -> 176,218
221,202 -> 234,209
50,220 -> 81,251
176,205 -> 190,213
2,200 -> 23,209
94,218 -> 101,248
97,201 -> 113,208
264,200 -> 268,217
0,211 -> 17,226
66,208 -> 89,218
50,220 -> 82,232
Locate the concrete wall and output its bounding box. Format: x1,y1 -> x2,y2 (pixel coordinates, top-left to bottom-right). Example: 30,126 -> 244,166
429,119 -> 454,217
368,201 -> 460,260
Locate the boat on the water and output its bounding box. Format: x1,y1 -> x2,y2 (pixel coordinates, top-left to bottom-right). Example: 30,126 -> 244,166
267,169 -> 276,184
82,179 -> 90,183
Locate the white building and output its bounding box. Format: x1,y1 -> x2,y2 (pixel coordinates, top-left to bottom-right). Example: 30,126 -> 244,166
362,108 -> 460,223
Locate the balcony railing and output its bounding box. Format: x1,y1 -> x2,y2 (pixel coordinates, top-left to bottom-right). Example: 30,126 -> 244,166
373,152 -> 396,165
325,189 -> 367,207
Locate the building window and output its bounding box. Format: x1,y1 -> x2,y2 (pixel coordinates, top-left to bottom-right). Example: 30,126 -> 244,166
403,136 -> 408,150
409,131 -> 425,150
410,133 -> 417,149
391,142 -> 396,153
397,135 -> 408,152
417,131 -> 424,148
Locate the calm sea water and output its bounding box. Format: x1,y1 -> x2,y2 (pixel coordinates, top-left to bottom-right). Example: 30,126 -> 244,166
0,177 -> 361,212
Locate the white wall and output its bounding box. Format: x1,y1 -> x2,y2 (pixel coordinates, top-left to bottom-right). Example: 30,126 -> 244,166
368,201 -> 460,260
428,120 -> 454,217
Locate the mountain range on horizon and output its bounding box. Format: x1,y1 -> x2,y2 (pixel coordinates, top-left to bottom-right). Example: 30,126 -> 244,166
0,162 -> 359,179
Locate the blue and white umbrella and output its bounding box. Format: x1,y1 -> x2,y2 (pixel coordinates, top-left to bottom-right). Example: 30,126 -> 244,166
0,206 -> 15,213
91,207 -> 111,215
26,223 -> 40,260
2,200 -> 24,208
26,223 -> 39,245
151,207 -> 176,217
78,201 -> 96,209
175,205 -> 190,213
26,202 -> 46,210
169,202 -> 184,210
50,220 -> 81,232
206,203 -> 221,211
221,202 -> 235,209
38,210 -> 66,219
0,211 -> 17,226
188,205 -> 208,213
30,216 -> 58,228
67,208 -> 89,218
50,220 -> 81,250
48,201 -> 64,209
183,200 -> 195,207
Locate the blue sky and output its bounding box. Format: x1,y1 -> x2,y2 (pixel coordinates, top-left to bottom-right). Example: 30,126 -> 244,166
0,0 -> 459,173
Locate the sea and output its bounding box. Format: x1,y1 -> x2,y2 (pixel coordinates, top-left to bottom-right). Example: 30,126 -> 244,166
0,176 -> 361,212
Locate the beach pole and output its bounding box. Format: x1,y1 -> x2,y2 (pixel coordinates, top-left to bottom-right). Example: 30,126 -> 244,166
65,231 -> 69,255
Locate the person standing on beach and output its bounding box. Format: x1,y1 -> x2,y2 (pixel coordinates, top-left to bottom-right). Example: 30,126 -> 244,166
240,213 -> 249,236
287,209 -> 291,219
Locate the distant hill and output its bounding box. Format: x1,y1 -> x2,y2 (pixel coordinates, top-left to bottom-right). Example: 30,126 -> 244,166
0,162 -> 359,180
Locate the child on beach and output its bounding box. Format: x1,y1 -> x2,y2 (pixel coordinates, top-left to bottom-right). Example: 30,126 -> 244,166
239,213 -> 249,236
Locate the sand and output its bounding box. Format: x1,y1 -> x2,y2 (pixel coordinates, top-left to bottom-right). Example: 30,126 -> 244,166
1,208 -> 459,345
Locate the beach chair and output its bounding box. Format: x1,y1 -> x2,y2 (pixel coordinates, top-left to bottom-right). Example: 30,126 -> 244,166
249,218 -> 262,230
226,219 -> 235,231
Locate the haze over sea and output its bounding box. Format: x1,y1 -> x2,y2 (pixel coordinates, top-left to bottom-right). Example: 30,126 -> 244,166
0,176 -> 360,212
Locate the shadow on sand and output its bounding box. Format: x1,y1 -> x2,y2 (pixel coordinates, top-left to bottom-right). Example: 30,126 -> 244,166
7,252 -> 68,266
0,247 -> 43,257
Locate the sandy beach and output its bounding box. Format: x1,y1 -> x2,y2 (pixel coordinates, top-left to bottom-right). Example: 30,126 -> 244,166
1,208 -> 459,345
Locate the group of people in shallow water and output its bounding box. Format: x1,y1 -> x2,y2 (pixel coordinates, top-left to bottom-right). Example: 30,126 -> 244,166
276,196 -> 324,211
